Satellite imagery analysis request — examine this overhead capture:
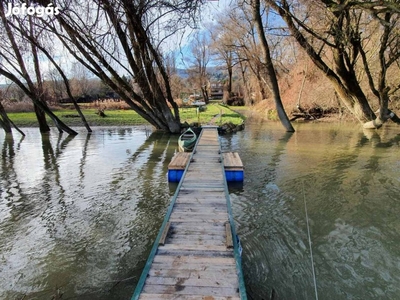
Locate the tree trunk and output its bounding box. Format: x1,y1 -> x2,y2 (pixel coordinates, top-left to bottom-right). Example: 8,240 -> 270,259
329,77 -> 375,122
227,64 -> 233,97
0,98 -> 25,136
34,102 -> 51,133
0,100 -> 12,134
266,0 -> 377,123
201,86 -> 209,104
238,61 -> 252,105
50,5 -> 182,133
252,0 -> 295,132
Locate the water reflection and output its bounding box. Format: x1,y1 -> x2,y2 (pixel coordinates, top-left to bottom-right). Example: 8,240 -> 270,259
0,127 -> 179,300
1,123 -> 399,300
221,122 -> 400,300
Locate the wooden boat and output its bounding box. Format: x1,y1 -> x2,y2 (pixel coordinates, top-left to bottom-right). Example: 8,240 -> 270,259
178,128 -> 197,152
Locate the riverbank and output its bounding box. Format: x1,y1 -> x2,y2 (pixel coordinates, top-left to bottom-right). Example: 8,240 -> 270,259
5,104 -> 245,129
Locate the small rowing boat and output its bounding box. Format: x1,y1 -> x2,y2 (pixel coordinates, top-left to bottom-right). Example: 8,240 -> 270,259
178,128 -> 197,152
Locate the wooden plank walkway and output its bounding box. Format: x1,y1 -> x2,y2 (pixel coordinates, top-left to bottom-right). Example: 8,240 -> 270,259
132,127 -> 247,300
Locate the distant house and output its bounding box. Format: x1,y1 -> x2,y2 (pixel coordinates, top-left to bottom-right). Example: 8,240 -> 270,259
209,82 -> 224,100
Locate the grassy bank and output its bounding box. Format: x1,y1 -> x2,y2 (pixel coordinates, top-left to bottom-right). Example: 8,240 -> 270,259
180,104 -> 245,126
5,104 -> 245,128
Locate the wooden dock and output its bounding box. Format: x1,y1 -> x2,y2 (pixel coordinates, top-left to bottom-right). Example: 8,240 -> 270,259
132,127 -> 247,300
168,152 -> 244,183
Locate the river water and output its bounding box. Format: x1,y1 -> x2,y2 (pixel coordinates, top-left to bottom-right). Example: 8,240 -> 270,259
0,122 -> 399,300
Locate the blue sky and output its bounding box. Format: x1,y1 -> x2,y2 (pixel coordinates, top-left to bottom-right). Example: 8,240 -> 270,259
0,0 -> 235,85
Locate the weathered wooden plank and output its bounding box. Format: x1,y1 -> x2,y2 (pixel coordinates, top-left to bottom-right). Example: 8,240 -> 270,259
168,153 -> 191,169
222,152 -> 243,169
184,171 -> 223,176
171,221 -> 224,227
169,216 -> 228,223
170,225 -> 225,233
184,173 -> 223,178
180,185 -> 225,190
139,294 -> 240,300
159,222 -> 170,246
185,169 -> 221,173
170,230 -> 225,237
145,275 -> 238,288
170,229 -> 225,237
169,212 -> 228,219
152,255 -> 235,265
166,236 -> 226,246
175,196 -> 226,202
148,267 -> 238,280
150,260 -> 236,272
178,189 -> 226,195
169,216 -> 226,223
177,197 -> 226,202
156,249 -> 234,258
173,201 -> 226,207
225,223 -> 233,249
181,181 -> 224,187
172,205 -> 227,213
142,284 -> 238,297
180,187 -> 225,192
158,244 -> 230,252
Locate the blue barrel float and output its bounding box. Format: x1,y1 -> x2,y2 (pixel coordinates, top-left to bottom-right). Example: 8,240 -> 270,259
168,152 -> 244,183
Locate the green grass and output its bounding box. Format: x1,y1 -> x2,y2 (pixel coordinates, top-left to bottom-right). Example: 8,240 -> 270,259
179,104 -> 245,126
7,109 -> 147,127
6,104 -> 245,128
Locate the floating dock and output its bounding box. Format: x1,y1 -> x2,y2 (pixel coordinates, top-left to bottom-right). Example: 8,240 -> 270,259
132,126 -> 247,299
168,152 -> 244,183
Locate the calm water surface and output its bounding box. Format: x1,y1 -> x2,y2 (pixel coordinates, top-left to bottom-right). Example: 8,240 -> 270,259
0,122 -> 399,300
222,121 -> 400,300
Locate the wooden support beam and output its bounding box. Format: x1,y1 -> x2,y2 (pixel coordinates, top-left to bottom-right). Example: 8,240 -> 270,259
225,222 -> 233,249
159,222 -> 171,246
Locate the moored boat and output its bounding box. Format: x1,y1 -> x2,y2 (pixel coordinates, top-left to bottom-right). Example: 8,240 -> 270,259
178,127 -> 197,152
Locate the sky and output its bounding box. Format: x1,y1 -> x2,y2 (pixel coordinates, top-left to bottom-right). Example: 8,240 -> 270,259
0,0 -> 235,85
172,0 -> 235,69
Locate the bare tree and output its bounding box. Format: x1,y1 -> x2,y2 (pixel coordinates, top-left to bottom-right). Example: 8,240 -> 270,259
32,0 -> 206,133
223,4 -> 272,102
209,20 -> 237,101
265,0 -> 400,128
0,3 -> 77,135
251,0 -> 295,132
188,32 -> 211,103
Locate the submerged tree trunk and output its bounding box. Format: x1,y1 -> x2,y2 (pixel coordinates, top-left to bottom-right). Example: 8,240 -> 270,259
0,97 -> 25,136
0,4 -> 77,135
34,102 -> 51,133
0,100 -> 12,134
252,0 -> 295,132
